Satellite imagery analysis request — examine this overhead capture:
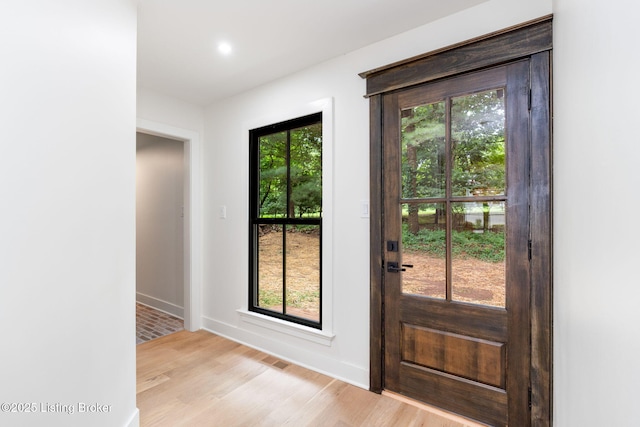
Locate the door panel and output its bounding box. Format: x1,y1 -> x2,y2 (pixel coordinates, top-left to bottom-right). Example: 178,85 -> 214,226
383,63 -> 531,426
400,364 -> 508,425
401,324 -> 505,388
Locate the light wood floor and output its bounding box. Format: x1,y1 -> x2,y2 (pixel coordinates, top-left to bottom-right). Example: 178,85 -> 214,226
137,330 -> 484,426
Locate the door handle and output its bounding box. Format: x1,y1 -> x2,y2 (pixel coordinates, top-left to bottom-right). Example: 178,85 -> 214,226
387,262 -> 413,273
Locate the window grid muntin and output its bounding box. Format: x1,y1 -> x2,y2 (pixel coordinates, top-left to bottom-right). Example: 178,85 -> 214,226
249,112 -> 323,329
400,88 -> 506,306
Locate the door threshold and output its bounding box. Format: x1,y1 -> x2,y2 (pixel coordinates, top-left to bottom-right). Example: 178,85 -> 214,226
381,391 -> 490,427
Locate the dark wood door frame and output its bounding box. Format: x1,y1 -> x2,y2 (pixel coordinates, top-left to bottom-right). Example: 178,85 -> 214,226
362,16 -> 553,426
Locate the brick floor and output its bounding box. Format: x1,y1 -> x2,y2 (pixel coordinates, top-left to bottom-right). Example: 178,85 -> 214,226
136,303 -> 184,344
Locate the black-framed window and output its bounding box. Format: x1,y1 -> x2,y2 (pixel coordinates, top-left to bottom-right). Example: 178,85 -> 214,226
249,112 -> 322,329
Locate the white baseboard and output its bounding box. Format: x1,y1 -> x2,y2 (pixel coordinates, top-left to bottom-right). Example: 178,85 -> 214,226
125,408 -> 139,427
136,292 -> 184,319
202,315 -> 369,390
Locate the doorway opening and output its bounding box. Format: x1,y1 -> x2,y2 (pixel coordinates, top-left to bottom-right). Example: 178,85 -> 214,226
136,132 -> 185,342
136,132 -> 184,315
136,119 -> 203,332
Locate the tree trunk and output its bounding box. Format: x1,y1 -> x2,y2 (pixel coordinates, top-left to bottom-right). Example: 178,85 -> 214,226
407,144 -> 419,234
483,202 -> 489,231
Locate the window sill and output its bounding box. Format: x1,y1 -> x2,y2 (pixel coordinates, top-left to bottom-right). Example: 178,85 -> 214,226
237,310 -> 335,346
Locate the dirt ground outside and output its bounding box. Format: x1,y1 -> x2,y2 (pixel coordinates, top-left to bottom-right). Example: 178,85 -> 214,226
258,231 -> 505,319
258,229 -> 321,321
402,251 -> 505,307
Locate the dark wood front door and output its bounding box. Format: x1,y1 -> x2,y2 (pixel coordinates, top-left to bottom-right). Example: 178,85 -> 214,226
381,62 -> 532,426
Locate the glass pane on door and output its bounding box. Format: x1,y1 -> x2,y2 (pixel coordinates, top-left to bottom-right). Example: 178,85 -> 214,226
451,202 -> 506,307
451,89 -> 506,197
401,203 -> 446,299
401,102 -> 446,199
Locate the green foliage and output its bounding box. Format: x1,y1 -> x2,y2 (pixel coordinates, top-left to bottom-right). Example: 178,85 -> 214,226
451,90 -> 506,195
258,288 -> 283,308
401,102 -> 446,198
402,223 -> 505,262
258,123 -> 322,218
259,132 -> 287,216
286,288 -> 320,307
290,224 -> 320,233
402,226 -> 447,257
258,288 -> 319,310
400,90 -> 506,199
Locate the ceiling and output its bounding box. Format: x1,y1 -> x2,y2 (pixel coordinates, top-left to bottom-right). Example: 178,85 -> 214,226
137,0 -> 485,106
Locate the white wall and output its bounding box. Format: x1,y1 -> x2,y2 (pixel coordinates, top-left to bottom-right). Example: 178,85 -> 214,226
133,1 -> 640,425
553,0 -> 640,425
202,0 -> 553,388
136,133 -> 185,317
0,1 -> 138,427
137,87 -> 205,137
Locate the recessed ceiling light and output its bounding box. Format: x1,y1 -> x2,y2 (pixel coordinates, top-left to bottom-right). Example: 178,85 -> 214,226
218,42 -> 233,56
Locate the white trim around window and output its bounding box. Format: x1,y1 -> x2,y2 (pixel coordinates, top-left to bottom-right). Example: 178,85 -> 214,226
242,97 -> 335,341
